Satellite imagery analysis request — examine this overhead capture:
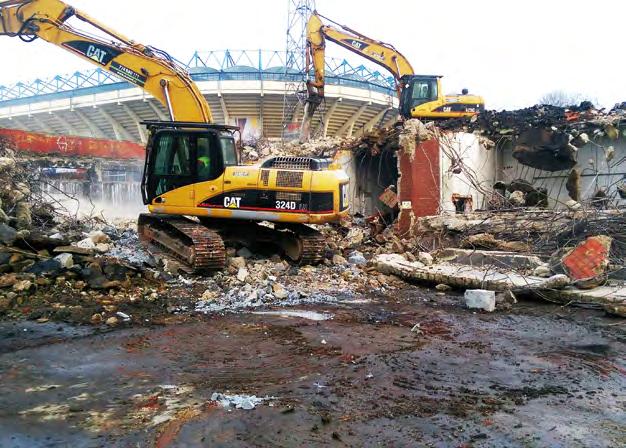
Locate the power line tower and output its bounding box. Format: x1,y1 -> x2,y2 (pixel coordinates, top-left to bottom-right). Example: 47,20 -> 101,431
281,0 -> 316,142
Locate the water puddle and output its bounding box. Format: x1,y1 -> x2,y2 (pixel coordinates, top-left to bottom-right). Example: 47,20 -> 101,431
251,310 -> 333,321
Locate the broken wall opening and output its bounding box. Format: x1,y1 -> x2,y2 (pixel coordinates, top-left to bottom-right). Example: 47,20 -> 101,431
337,147 -> 399,217
349,147 -> 399,217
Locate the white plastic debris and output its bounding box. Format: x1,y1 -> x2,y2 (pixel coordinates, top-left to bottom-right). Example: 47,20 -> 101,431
210,393 -> 270,410
116,311 -> 130,321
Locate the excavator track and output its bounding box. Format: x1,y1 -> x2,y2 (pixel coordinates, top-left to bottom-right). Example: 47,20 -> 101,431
286,224 -> 326,266
138,214 -> 226,274
199,219 -> 326,266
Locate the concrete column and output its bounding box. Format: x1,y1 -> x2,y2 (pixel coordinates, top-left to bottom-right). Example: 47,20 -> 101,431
336,104 -> 368,137
74,109 -> 106,139
121,104 -> 147,144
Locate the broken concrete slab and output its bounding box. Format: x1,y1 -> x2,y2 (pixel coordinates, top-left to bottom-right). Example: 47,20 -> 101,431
54,253 -> 73,269
461,233 -> 530,253
435,248 -> 544,271
374,254 -> 625,310
52,246 -> 95,256
374,254 -> 556,292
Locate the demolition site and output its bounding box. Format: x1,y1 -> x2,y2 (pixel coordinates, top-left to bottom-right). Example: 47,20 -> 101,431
0,1 -> 623,447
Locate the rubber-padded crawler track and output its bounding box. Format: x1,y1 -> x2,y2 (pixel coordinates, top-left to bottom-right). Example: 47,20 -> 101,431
138,214 -> 226,274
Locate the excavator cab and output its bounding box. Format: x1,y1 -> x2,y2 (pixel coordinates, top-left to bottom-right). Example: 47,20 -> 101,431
399,75 -> 440,117
141,121 -> 239,205
399,75 -> 484,119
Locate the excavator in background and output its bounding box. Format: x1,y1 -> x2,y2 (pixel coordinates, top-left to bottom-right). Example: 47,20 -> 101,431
302,11 -> 485,139
0,0 -> 350,272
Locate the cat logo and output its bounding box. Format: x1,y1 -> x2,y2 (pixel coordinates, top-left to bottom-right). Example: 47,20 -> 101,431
349,40 -> 364,50
223,196 -> 242,209
86,45 -> 108,64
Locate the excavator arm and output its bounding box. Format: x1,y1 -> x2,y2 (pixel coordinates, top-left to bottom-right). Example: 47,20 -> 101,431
306,11 -> 414,100
0,0 -> 212,122
300,11 -> 413,140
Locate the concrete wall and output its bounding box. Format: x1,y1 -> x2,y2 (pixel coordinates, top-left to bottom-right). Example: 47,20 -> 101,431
339,132 -> 494,224
439,132 -> 496,212
500,137 -> 626,208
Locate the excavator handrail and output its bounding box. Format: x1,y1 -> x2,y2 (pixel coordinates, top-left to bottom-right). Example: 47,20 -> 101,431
0,0 -> 212,123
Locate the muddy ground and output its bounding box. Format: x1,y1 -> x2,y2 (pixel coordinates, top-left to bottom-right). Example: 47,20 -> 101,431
0,286 -> 624,448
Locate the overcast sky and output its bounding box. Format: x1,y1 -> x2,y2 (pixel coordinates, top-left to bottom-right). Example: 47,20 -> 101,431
0,0 -> 624,110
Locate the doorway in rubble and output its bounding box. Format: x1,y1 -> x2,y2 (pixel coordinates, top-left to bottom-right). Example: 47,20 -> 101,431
352,147 -> 399,223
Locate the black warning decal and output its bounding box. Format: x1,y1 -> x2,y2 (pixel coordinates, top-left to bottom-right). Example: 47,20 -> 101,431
62,41 -> 121,66
110,61 -> 147,87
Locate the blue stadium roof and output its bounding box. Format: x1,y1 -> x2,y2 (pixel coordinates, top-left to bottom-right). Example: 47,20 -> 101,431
0,49 -> 396,107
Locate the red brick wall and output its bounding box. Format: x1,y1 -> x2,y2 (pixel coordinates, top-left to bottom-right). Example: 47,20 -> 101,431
397,138 -> 440,234
0,128 -> 144,159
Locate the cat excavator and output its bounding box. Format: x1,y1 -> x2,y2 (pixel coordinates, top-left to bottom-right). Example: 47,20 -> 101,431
0,0 -> 350,272
302,11 -> 485,138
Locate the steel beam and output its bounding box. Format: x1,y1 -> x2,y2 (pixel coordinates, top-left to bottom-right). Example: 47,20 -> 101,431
218,93 -> 230,124
29,114 -> 55,134
382,113 -> 399,128
52,113 -> 80,135
146,100 -> 169,121
316,98 -> 341,138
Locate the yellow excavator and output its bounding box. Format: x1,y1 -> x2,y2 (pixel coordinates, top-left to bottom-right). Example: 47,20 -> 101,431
0,0 -> 350,272
302,11 -> 485,136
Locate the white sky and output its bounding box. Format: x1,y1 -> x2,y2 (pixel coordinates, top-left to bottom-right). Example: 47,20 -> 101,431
0,0 -> 624,110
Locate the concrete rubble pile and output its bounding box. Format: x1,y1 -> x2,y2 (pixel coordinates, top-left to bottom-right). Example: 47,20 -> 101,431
372,208 -> 626,316
2,100 -> 625,327
176,219 -> 409,315
233,112 -> 625,318
239,120 -> 436,162
0,137 -> 167,326
240,136 -> 347,162
440,102 -> 625,174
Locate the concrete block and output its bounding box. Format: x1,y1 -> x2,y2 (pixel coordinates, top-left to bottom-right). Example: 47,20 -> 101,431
54,253 -> 73,269
464,289 -> 496,312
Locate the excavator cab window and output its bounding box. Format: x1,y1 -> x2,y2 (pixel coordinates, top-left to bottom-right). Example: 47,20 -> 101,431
219,134 -> 238,167
143,130 -> 232,203
400,77 -> 439,117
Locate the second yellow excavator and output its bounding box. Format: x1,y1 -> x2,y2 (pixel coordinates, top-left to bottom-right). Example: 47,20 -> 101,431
302,11 -> 485,136
0,0 -> 350,272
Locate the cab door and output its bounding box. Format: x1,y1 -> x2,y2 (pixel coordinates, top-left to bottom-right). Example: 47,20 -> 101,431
142,131 -> 196,208
194,132 -> 233,207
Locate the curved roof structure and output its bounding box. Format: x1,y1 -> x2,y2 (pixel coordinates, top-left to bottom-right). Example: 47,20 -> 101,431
0,50 -> 399,141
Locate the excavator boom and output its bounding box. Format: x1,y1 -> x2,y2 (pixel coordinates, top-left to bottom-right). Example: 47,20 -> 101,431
0,0 -> 211,122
